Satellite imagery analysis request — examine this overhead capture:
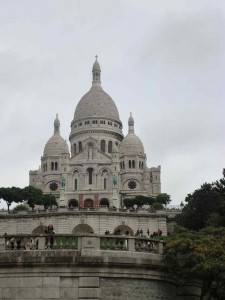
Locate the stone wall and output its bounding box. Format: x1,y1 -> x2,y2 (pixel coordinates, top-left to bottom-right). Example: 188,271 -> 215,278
0,210 -> 167,236
0,248 -> 201,300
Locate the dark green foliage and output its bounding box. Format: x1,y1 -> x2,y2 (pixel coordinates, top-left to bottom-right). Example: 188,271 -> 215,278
13,204 -> 29,211
0,187 -> 23,212
123,194 -> 171,209
123,195 -> 155,208
21,186 -> 43,210
165,170 -> 225,299
0,186 -> 58,211
164,227 -> 225,300
177,173 -> 225,230
155,193 -> 171,205
42,194 -> 58,209
152,202 -> 164,210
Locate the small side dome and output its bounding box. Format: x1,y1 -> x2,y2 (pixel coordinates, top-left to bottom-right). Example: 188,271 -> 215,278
119,133 -> 145,156
62,140 -> 70,154
43,115 -> 68,157
119,113 -> 145,156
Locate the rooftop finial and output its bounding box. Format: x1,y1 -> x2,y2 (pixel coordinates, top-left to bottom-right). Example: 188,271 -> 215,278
92,56 -> 101,85
54,114 -> 60,134
128,112 -> 134,133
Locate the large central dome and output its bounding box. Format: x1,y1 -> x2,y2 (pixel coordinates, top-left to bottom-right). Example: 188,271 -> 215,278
73,57 -> 121,123
74,84 -> 120,122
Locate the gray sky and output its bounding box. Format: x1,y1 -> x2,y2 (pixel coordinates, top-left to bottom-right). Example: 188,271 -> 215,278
0,0 -> 224,208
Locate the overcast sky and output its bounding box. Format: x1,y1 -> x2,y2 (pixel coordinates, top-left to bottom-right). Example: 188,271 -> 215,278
0,0 -> 224,208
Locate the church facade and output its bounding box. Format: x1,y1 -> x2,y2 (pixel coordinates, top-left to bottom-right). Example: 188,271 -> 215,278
29,58 -> 161,208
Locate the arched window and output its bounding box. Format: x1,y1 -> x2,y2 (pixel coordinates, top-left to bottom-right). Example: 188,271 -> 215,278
129,160 -> 131,169
104,178 -> 107,190
132,160 -> 135,168
87,168 -> 94,185
79,141 -> 82,152
51,162 -> 54,170
123,161 -> 125,169
100,140 -> 105,152
142,162 -> 144,169
74,179 -> 78,190
74,144 -> 76,155
108,141 -> 112,153
139,161 -> 141,169
120,162 -> 122,169
55,162 -> 58,170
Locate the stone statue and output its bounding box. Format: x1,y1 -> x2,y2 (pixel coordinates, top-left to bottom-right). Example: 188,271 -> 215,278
113,174 -> 117,188
60,175 -> 66,188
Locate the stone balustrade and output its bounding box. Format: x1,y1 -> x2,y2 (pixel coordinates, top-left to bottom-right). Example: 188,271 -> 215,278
0,234 -> 164,254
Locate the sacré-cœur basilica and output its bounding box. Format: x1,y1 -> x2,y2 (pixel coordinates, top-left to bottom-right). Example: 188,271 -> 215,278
29,57 -> 161,210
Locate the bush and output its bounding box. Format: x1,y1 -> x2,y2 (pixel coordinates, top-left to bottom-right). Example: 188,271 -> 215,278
13,204 -> 29,212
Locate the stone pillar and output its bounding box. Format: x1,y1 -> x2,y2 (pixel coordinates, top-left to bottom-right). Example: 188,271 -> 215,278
94,194 -> 99,207
79,194 -> 83,207
112,173 -> 119,208
38,236 -> 45,250
59,188 -> 65,203
0,237 -> 5,250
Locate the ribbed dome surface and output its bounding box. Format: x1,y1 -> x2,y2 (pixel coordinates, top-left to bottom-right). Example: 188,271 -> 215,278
119,133 -> 145,156
44,134 -> 69,157
74,85 -> 121,122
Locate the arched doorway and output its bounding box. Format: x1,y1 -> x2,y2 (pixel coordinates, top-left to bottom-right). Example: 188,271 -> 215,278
84,199 -> 93,208
32,225 -> 48,235
100,198 -> 110,207
72,224 -> 94,234
68,199 -> 78,208
114,225 -> 134,236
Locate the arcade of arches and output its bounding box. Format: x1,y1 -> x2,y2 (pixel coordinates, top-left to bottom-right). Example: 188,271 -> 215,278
31,224 -> 134,236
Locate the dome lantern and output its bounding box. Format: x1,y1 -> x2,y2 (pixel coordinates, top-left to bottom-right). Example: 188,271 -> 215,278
128,112 -> 134,133
92,55 -> 101,86
54,114 -> 60,134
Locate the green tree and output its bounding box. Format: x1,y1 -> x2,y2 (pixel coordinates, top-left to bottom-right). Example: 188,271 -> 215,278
163,227 -> 225,300
123,196 -> 155,208
42,194 -> 58,209
156,193 -> 171,205
177,176 -> 225,230
13,204 -> 29,212
0,187 -> 23,212
21,186 -> 43,210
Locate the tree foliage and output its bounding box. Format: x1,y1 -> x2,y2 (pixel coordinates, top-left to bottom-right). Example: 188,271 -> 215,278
165,170 -> 225,299
42,194 -> 58,209
13,204 -> 29,212
0,186 -> 58,211
123,194 -> 171,209
156,193 -> 171,205
21,186 -> 44,210
0,187 -> 23,212
177,172 -> 225,230
164,227 -> 225,300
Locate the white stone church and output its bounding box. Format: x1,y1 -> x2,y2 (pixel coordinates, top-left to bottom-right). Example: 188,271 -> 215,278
29,58 -> 161,209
